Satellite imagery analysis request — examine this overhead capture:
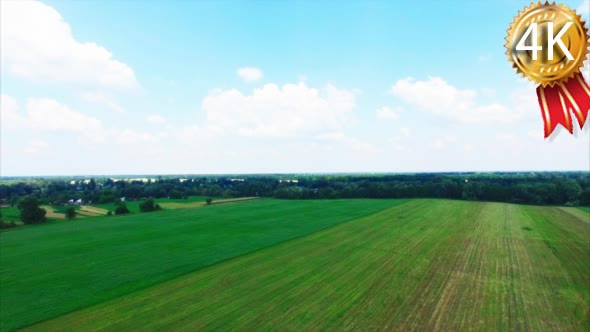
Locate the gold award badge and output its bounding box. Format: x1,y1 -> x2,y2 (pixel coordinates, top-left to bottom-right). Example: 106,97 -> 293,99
505,2 -> 590,137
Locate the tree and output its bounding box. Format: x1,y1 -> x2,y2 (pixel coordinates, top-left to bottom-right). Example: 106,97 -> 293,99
139,198 -> 161,212
169,190 -> 183,199
65,207 -> 76,219
17,196 -> 46,224
579,188 -> 590,206
88,178 -> 97,190
206,197 -> 213,205
114,202 -> 130,215
556,179 -> 582,205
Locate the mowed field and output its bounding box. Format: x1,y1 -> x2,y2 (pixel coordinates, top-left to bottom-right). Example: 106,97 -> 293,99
0,198 -> 401,331
158,197 -> 259,209
92,196 -> 221,214
21,200 -> 590,331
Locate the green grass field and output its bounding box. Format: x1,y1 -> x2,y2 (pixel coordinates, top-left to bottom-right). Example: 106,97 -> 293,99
92,196 -> 217,213
20,199 -> 590,331
1,199 -> 588,331
0,198 -> 401,331
0,206 -> 20,222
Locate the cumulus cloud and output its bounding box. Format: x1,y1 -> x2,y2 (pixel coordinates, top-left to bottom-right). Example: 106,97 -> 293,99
1,94 -> 104,143
2,95 -> 173,147
375,106 -> 401,121
1,94 -> 24,130
202,82 -> 356,137
26,98 -> 102,132
0,0 -> 138,90
237,67 -> 263,82
391,77 -> 533,123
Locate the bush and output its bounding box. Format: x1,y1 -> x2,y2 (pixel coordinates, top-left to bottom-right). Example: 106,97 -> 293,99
114,202 -> 130,215
107,211 -> 113,216
65,207 -> 76,219
206,197 -> 213,205
0,221 -> 17,229
139,198 -> 161,212
169,190 -> 183,199
17,196 -> 46,224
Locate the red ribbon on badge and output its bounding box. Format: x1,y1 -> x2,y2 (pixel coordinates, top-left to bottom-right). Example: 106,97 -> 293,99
536,73 -> 590,138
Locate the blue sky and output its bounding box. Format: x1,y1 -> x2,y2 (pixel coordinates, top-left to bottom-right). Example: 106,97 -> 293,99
1,0 -> 589,176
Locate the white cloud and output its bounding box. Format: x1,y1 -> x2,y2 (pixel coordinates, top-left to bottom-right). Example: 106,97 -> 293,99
23,140 -> 49,154
237,67 -> 263,82
146,115 -> 166,124
1,94 -> 24,130
0,0 -> 138,90
2,95 -> 105,143
375,106 -> 401,121
202,82 -> 356,137
2,96 -> 175,150
80,91 -> 126,113
400,127 -> 411,137
26,98 -> 102,132
391,77 -> 532,123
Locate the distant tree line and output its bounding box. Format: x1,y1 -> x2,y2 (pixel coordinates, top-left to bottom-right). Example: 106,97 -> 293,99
0,172 -> 588,208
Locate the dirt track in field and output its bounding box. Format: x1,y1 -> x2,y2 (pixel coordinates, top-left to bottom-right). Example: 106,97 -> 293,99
41,206 -> 66,219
